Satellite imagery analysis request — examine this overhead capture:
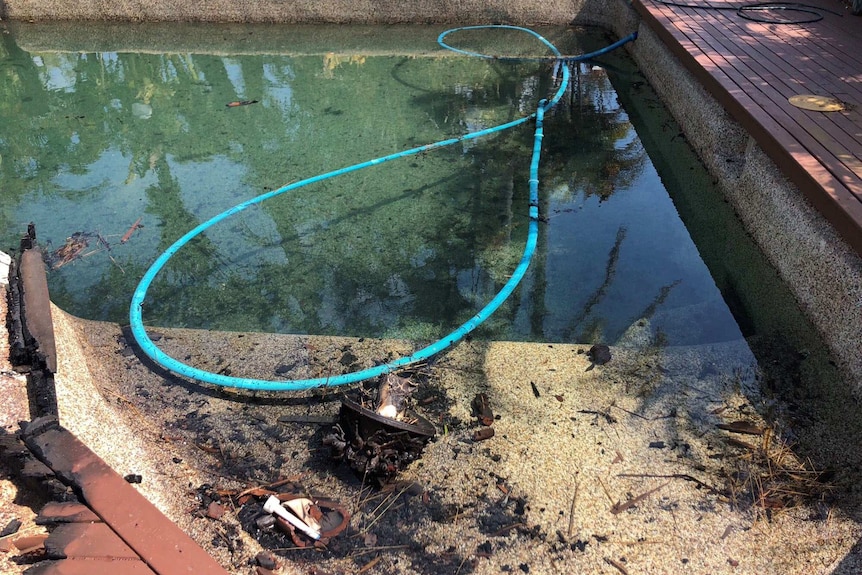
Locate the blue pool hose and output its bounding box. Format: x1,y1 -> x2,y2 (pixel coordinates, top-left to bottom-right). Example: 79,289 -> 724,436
128,27 -> 638,391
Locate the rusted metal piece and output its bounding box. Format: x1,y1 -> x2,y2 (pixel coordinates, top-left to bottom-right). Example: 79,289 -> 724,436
473,427 -> 495,442
471,393 -> 494,426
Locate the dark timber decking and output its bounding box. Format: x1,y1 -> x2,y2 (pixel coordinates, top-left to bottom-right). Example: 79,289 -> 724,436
632,0 -> 862,255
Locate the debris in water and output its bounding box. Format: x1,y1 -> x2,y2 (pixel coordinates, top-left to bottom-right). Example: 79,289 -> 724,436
48,232 -> 92,269
120,217 -> 144,243
587,344 -> 612,366
226,100 -> 259,107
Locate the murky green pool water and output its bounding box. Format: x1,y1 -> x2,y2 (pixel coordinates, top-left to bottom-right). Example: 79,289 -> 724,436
0,24 -> 824,353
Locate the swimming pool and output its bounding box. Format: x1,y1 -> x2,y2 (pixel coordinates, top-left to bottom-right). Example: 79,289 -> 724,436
0,23 -> 821,357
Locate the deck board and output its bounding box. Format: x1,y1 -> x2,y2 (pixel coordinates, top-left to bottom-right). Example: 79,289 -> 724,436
671,7 -> 862,191
633,0 -> 862,254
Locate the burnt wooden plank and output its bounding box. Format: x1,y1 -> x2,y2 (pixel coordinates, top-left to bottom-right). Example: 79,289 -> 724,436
36,502 -> 100,525
44,523 -> 139,559
23,417 -> 231,575
19,249 -> 57,373
23,558 -> 157,575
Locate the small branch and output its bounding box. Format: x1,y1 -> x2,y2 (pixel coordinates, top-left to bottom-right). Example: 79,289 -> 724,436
567,479 -> 579,538
604,557 -> 629,575
610,481 -> 669,514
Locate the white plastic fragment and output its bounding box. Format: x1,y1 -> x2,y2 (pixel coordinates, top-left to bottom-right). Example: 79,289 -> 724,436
283,498 -> 323,532
262,495 -> 321,540
0,251 -> 11,286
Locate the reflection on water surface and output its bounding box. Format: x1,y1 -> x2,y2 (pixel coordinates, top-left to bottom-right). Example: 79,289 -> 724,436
0,24 -> 807,352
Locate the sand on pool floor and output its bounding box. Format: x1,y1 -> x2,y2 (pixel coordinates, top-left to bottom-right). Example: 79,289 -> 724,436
1,305 -> 857,574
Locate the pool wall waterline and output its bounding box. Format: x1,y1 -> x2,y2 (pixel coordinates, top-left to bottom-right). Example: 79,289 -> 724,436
5,0 -> 601,24
4,0 -> 860,394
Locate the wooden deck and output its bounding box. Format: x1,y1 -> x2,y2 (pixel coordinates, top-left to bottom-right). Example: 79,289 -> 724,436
18,418 -> 233,575
632,0 -> 862,256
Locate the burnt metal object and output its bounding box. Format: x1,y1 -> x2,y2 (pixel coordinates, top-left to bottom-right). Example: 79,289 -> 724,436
471,393 -> 494,426
324,396 -> 435,485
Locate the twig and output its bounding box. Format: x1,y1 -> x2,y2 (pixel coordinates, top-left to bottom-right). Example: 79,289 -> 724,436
362,483 -> 412,533
454,554 -> 470,575
578,409 -> 616,424
567,479 -> 579,538
234,476 -> 303,499
98,386 -> 162,436
121,217 -> 143,243
610,481 -> 670,514
617,473 -> 725,497
349,545 -> 411,558
609,405 -> 649,420
492,522 -> 525,537
597,477 -> 616,506
604,557 -> 629,575
358,555 -> 381,574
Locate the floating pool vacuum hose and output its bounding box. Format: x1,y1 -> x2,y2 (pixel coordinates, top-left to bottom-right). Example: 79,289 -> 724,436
129,26 -> 637,391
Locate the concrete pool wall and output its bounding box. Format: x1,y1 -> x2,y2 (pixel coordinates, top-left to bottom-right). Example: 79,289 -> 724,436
2,0 -> 860,393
